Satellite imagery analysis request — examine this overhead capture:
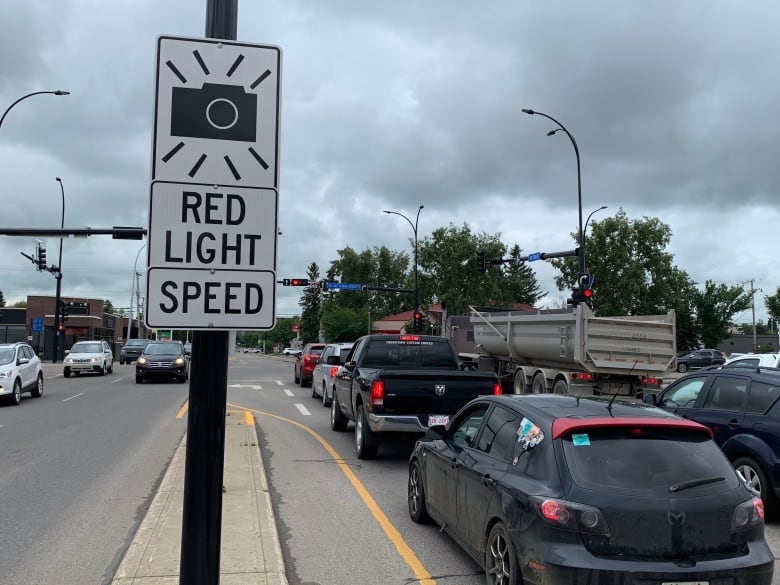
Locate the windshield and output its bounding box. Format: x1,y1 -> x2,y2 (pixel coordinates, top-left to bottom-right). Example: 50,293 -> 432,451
561,427 -> 739,495
71,343 -> 104,354
145,343 -> 182,355
126,340 -> 148,347
0,348 -> 15,365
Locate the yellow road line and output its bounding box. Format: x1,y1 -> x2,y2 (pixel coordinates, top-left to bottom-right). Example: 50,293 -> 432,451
227,402 -> 436,585
175,400 -> 189,419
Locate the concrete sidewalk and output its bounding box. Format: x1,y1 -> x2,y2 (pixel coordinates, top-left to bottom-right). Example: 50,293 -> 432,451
111,409 -> 288,585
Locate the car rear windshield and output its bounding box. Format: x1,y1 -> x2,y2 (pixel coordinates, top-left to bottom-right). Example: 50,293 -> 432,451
361,339 -> 456,368
71,343 -> 103,353
126,340 -> 148,347
561,427 -> 739,494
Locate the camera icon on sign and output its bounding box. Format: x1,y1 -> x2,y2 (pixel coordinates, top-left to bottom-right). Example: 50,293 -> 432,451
171,83 -> 257,142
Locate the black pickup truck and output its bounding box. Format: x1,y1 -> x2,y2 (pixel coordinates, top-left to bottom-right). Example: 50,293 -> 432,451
330,334 -> 500,459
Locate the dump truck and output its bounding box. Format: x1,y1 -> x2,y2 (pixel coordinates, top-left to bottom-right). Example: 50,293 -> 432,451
449,304 -> 677,398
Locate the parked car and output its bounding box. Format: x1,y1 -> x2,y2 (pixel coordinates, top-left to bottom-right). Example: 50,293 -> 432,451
293,343 -> 326,387
310,342 -> 353,406
0,342 -> 43,405
135,341 -> 189,384
724,352 -> 780,369
675,348 -> 726,372
645,366 -> 780,517
408,394 -> 774,584
120,338 -> 150,364
243,347 -> 261,354
282,347 -> 301,356
63,340 -> 114,377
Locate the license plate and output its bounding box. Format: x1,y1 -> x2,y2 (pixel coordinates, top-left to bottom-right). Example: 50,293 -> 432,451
661,581 -> 709,585
428,415 -> 449,426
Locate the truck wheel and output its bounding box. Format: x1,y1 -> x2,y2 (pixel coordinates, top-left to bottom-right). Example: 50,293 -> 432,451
531,373 -> 546,394
408,460 -> 431,523
355,404 -> 378,460
330,389 -> 348,431
552,379 -> 569,394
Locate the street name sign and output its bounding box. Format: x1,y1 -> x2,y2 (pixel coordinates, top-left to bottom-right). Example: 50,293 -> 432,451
527,251 -> 542,262
146,35 -> 281,330
327,282 -> 363,290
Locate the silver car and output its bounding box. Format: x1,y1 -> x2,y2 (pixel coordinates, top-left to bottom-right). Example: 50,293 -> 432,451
63,340 -> 114,377
0,342 -> 44,405
310,342 -> 353,406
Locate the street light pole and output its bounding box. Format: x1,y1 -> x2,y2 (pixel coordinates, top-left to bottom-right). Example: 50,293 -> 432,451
0,90 -> 70,129
127,244 -> 147,342
521,108 -> 585,275
583,205 -> 607,273
383,205 -> 424,312
51,177 -> 66,363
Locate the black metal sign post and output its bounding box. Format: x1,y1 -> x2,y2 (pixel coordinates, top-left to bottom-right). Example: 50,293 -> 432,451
178,2 -> 237,584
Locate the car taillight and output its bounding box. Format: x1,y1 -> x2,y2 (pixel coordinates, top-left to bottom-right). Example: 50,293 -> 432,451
732,497 -> 764,531
329,366 -> 339,379
531,496 -> 609,535
370,380 -> 384,407
569,372 -> 593,381
493,382 -> 502,395
304,354 -> 312,364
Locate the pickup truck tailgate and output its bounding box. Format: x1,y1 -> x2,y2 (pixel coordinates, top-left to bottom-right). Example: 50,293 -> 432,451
377,369 -> 497,415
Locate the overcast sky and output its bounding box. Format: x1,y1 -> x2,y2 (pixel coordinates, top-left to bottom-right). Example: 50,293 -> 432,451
1,1 -> 778,328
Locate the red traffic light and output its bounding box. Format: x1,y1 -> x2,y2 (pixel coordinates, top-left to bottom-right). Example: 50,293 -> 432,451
582,288 -> 593,299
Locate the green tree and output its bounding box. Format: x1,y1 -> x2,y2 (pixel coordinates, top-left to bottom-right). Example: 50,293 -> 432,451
693,280 -> 752,349
765,287 -> 780,325
0,290 -> 5,307
298,262 -> 321,344
104,299 -> 115,314
320,307 -> 368,342
12,300 -> 27,308
417,223 -> 545,316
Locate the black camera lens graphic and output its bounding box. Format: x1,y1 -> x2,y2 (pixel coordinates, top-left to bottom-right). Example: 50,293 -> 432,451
171,83 -> 257,142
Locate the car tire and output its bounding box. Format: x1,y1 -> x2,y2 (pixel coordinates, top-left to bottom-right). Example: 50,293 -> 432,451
64,368 -> 71,378
312,381 -> 318,399
136,375 -> 144,384
11,378 -> 22,405
31,373 -> 43,398
108,361 -> 113,374
330,389 -> 348,431
355,404 -> 378,460
99,363 -> 106,376
408,460 -> 431,524
178,375 -> 186,383
485,522 -> 521,585
677,363 -> 688,373
294,368 -> 300,385
734,456 -> 778,517
322,383 -> 331,407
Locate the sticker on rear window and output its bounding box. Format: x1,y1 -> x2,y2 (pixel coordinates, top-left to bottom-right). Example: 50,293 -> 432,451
572,433 -> 590,446
516,417 -> 544,451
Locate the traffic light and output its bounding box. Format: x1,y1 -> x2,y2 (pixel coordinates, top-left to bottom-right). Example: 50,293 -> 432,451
567,287 -> 581,308
476,250 -> 486,274
577,273 -> 593,308
290,278 -> 309,287
581,285 -> 593,308
413,310 -> 424,333
60,301 -> 70,322
36,245 -> 47,271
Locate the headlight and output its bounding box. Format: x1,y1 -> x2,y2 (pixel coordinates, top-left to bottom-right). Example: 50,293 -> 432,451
91,357 -> 98,363
64,357 -> 73,364
137,357 -> 147,365
174,357 -> 185,365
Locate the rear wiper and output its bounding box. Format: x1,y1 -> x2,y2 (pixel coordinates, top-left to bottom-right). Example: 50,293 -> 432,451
668,476 -> 725,493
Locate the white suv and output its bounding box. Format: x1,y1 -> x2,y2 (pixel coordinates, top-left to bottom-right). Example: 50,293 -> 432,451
0,342 -> 44,405
63,340 -> 114,377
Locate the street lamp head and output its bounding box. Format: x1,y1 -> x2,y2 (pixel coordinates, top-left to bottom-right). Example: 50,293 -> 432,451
521,108 -> 535,115
55,176 -> 62,182
546,129 -> 561,137
54,90 -> 70,96
418,205 -> 424,210
382,210 -> 391,214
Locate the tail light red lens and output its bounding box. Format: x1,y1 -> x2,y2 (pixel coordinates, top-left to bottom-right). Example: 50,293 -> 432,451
493,382 -> 502,395
531,496 -> 609,534
329,366 -> 339,379
570,372 -> 593,381
732,497 -> 764,530
370,380 -> 385,407
304,354 -> 312,364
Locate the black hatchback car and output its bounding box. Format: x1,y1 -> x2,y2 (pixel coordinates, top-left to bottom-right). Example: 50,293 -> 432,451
408,394 -> 773,584
135,341 -> 189,384
646,365 -> 780,517
676,348 -> 726,372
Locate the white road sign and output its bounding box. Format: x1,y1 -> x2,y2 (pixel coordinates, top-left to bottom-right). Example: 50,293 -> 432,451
148,181 -> 278,270
152,35 -> 281,189
146,268 -> 276,329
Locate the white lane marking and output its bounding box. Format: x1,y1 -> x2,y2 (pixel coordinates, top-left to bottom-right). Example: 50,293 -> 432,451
283,389 -> 295,397
276,380 -> 284,386
228,384 -> 263,390
111,378 -> 123,384
63,393 -> 84,402
295,403 -> 311,416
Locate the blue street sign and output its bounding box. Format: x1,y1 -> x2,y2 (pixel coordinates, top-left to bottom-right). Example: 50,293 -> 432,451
527,251 -> 542,262
327,282 -> 362,291
32,317 -> 43,333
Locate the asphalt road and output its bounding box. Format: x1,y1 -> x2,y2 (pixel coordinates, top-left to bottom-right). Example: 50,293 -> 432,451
0,363 -> 188,585
2,355 -> 778,584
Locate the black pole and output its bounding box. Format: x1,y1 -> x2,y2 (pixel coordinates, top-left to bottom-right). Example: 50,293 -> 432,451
383,206 -> 424,312
52,177 -> 65,363
0,90 -> 70,129
179,2 -> 237,584
521,109 -> 584,275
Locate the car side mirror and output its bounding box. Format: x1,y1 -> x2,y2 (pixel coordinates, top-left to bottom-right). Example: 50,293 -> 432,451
643,393 -> 658,405
426,425 -> 446,440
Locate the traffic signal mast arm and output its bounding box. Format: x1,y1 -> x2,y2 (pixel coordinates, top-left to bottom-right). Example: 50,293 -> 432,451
489,248 -> 579,266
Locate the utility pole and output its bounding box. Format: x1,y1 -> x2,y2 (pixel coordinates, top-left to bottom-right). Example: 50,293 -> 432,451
746,278 -> 762,352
